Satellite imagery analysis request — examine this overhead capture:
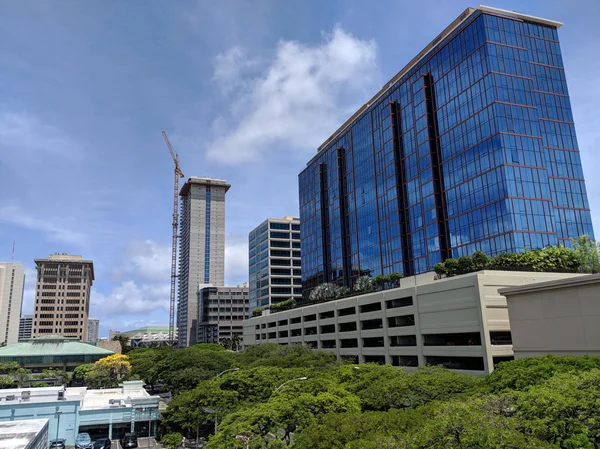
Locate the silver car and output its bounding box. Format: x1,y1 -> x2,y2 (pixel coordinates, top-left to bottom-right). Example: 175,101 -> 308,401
75,433 -> 93,449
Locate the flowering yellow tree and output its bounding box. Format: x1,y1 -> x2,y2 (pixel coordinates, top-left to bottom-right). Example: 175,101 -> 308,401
86,354 -> 132,388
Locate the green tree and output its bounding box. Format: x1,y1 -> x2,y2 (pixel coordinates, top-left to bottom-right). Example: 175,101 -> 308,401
572,234 -> 600,273
72,364 -> 94,383
514,370 -> 600,448
112,334 -> 131,353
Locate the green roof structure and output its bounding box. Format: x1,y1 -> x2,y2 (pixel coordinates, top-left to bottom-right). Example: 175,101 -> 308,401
0,336 -> 114,370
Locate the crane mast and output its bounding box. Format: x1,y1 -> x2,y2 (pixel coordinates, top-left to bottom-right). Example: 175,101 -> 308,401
162,130 -> 184,346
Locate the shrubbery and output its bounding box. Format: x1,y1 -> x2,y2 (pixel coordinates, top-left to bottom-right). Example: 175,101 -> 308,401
434,235 -> 599,278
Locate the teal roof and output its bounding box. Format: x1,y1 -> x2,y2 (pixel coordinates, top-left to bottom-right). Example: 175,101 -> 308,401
121,325 -> 172,335
0,337 -> 114,357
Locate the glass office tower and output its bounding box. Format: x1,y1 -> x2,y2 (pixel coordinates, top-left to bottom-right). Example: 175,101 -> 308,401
299,6 -> 594,296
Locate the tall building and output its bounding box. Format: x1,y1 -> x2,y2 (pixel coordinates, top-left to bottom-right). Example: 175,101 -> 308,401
178,177 -> 230,347
249,216 -> 302,312
197,284 -> 249,344
0,262 -> 25,346
87,318 -> 99,343
32,254 -> 94,341
18,315 -> 32,341
299,5 -> 594,297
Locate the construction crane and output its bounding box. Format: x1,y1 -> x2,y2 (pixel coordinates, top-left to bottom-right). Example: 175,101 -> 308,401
162,130 -> 184,347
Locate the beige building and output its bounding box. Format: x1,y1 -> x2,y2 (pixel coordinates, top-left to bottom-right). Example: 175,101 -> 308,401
32,254 -> 94,341
245,270 -> 582,374
178,177 -> 230,347
501,274 -> 600,359
0,262 -> 25,346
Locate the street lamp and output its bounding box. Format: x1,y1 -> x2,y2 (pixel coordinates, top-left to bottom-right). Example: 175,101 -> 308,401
216,367 -> 239,378
274,377 -> 308,393
54,408 -> 63,442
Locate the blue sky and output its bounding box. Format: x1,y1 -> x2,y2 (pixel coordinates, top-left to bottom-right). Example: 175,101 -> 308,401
1,0 -> 599,338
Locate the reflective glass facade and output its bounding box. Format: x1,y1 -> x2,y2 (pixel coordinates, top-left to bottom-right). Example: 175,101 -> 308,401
299,7 -> 594,297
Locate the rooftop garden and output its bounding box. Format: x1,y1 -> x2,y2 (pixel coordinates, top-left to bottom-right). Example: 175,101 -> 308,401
434,234 -> 599,278
253,235 -> 598,316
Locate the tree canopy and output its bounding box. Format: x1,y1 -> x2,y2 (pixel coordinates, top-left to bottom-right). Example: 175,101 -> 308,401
124,343 -> 600,449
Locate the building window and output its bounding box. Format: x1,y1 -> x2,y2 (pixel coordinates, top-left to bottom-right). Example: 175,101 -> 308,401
319,310 -> 335,319
386,297 -> 413,309
360,302 -> 382,313
391,355 -> 418,367
339,322 -> 357,332
364,355 -> 386,365
490,331 -> 512,345
340,338 -> 358,348
338,307 -> 356,317
387,315 -> 415,328
390,335 -> 417,347
361,319 -> 383,330
363,337 -> 385,348
425,356 -> 485,371
423,332 -> 481,346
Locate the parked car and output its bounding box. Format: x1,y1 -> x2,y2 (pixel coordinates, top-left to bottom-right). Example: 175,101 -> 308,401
92,438 -> 111,449
49,439 -> 66,449
75,433 -> 93,449
120,433 -> 138,449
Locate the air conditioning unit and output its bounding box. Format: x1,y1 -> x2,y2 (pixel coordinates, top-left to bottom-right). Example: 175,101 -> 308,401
57,390 -> 65,400
5,395 -> 15,401
21,391 -> 31,401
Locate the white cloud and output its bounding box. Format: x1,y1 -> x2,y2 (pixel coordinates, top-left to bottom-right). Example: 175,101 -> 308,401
225,239 -> 249,285
0,204 -> 88,246
207,25 -> 378,164
91,281 -> 170,317
115,240 -> 171,283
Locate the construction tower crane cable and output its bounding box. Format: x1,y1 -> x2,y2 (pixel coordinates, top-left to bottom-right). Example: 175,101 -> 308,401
162,130 -> 184,346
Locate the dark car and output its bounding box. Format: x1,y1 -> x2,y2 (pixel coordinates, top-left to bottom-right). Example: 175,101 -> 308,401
92,438 -> 111,449
49,439 -> 66,449
120,433 -> 138,449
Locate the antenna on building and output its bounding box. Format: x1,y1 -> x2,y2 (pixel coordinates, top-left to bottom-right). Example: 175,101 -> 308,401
11,241 -> 15,261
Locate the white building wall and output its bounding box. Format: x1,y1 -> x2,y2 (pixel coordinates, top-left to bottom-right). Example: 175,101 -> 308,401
502,274 -> 600,358
0,263 -> 25,346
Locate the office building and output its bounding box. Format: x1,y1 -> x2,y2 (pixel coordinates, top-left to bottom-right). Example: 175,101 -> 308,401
0,262 -> 25,346
197,284 -> 249,344
299,6 -> 594,297
0,336 -> 114,372
87,318 -> 99,343
244,270 -> 582,374
178,177 -> 230,347
32,254 -> 94,341
0,419 -> 49,449
501,274 -> 600,358
0,381 -> 160,445
19,315 -> 33,341
249,216 -> 302,312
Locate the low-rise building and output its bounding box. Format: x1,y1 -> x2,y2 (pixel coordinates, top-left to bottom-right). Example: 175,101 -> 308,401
0,419 -> 49,449
501,274 -> 600,359
0,381 -> 160,446
244,270 -> 583,374
198,284 -> 249,344
0,336 -> 113,372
